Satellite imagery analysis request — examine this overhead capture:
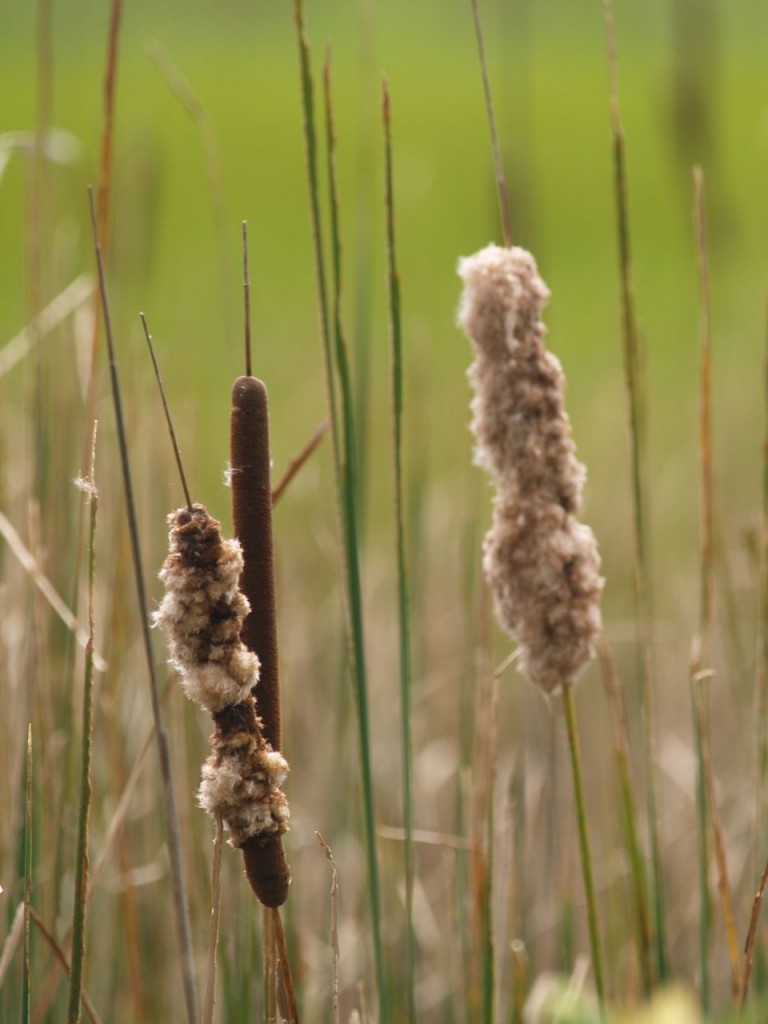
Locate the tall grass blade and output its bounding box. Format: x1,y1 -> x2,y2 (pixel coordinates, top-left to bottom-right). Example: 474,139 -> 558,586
742,854 -> 768,1007
562,686 -> 606,1018
316,833 -> 341,1024
382,79 -> 417,1024
82,0 -> 123,458
691,163 -> 714,1013
599,644 -> 653,995
469,0 -> 513,247
201,815 -> 224,1024
602,0 -> 666,982
691,165 -> 741,1005
322,49 -> 387,1021
28,908 -> 103,1024
67,426 -> 98,1024
88,188 -> 198,1024
757,292 -> 768,871
22,725 -> 32,1024
291,0 -> 340,468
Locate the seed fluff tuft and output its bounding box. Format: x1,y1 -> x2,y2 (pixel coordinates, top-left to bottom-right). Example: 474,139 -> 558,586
458,244 -> 604,694
155,503 -> 289,847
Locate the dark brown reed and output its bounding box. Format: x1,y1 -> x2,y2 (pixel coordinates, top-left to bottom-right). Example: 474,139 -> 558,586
230,376 -> 280,749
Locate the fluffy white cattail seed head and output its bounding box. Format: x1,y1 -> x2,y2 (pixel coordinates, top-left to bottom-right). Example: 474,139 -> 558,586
458,244 -> 604,694
156,504 -> 289,847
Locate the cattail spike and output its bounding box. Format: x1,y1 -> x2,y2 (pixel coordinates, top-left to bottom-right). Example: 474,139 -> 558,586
140,312 -> 193,511
242,221 -> 252,377
230,375 -> 281,750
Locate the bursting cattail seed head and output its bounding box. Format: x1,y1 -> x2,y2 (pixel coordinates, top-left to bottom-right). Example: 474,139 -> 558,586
155,504 -> 290,880
458,244 -> 604,694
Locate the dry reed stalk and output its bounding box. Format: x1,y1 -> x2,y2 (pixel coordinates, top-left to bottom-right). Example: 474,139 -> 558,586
27,909 -> 102,1024
156,503 -> 290,908
741,852 -> 768,1007
82,0 -> 123,464
316,832 -> 341,1024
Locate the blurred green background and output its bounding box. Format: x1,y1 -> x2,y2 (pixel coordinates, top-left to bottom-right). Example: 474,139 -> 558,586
3,0 -> 768,541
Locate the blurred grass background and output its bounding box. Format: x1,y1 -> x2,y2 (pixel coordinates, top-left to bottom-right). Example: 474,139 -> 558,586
3,0 -> 768,1021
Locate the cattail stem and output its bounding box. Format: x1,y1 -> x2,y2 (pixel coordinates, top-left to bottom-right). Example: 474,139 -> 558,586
562,685 -> 606,1016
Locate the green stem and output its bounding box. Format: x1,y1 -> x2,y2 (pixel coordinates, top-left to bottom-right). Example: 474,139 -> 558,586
383,81 -> 417,1024
562,685 -> 606,1016
67,436 -> 98,1024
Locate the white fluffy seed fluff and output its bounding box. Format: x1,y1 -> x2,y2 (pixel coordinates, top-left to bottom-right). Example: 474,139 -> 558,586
155,504 -> 289,846
458,244 -> 604,694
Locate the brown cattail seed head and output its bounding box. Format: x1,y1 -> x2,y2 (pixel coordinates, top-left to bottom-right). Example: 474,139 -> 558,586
230,376 -> 281,750
458,244 -> 604,694
155,505 -> 290,878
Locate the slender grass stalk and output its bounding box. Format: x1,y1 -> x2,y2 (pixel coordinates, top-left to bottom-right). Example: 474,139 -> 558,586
690,165 -> 742,1006
382,79 -> 417,1024
691,163 -> 714,1013
482,676 -> 499,1024
602,0 -> 666,983
140,313 -> 192,511
88,188 -> 198,1024
316,833 -> 341,1024
201,815 -> 224,1024
691,680 -> 742,1000
67,425 -> 98,1024
469,0 -> 513,248
27,909 -> 103,1024
599,643 -> 653,996
82,0 -> 122,462
742,853 -> 768,1007
271,418 -> 330,505
757,292 -> 768,873
469,585 -> 492,1022
562,685 -> 606,1017
690,660 -> 711,1013
22,724 -> 32,1024
351,3 -> 377,523
0,512 -> 106,671
0,273 -> 93,380
292,0 -> 340,468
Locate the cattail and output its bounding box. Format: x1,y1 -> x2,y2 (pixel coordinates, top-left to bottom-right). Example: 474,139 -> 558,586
229,374 -> 291,907
458,243 -> 604,693
155,503 -> 290,906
